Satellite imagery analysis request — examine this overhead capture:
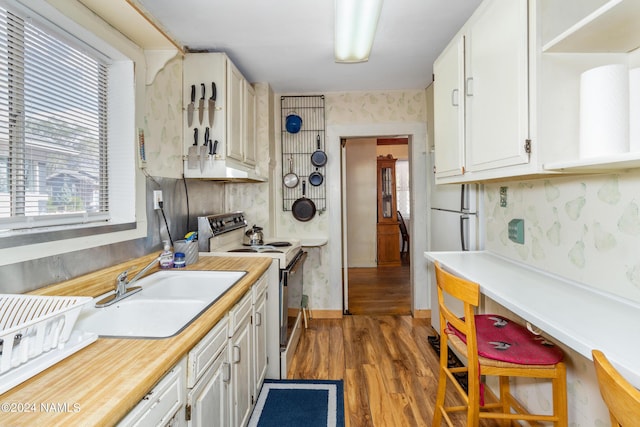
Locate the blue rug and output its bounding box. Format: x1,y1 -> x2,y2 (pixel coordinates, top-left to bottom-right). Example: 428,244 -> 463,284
248,379 -> 345,427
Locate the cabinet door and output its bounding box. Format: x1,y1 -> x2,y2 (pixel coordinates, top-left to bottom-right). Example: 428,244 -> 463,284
187,350 -> 229,427
229,292 -> 254,427
434,35 -> 465,178
243,81 -> 257,166
253,289 -> 267,396
466,0 -> 529,172
226,59 -> 244,163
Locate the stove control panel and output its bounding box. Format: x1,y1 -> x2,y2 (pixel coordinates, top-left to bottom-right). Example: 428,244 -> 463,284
197,212 -> 247,251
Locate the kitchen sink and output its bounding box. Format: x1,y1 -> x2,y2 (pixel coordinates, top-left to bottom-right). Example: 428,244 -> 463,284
74,270 -> 246,338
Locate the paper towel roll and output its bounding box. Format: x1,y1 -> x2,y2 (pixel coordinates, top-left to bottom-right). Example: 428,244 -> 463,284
580,64 -> 629,158
630,67 -> 640,152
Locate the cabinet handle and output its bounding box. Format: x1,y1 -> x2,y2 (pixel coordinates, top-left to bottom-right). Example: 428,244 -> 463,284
223,362 -> 231,383
451,89 -> 459,107
256,312 -> 262,326
465,77 -> 474,97
233,345 -> 241,363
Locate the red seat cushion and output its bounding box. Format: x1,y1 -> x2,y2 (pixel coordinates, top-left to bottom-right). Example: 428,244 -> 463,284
448,315 -> 563,365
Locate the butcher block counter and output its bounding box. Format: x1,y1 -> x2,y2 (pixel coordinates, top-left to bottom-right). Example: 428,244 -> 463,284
0,254 -> 272,426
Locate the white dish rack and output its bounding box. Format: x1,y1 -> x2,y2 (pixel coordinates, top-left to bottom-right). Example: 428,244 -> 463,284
0,294 -> 97,394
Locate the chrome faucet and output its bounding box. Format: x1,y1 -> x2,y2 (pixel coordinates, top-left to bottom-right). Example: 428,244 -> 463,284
95,256 -> 161,307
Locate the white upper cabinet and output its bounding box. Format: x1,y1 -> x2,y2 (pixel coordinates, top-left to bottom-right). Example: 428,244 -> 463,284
433,36 -> 465,178
434,0 -> 531,184
465,0 -> 530,173
433,0 -> 640,183
183,53 -> 263,181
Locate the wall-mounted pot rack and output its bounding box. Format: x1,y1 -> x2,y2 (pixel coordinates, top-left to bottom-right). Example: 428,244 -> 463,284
281,95 -> 326,214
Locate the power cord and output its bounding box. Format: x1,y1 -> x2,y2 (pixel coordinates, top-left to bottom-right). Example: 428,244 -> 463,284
158,201 -> 174,246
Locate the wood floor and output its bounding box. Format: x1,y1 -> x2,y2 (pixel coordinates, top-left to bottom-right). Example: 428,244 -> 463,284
288,315 -> 499,427
348,264 -> 411,316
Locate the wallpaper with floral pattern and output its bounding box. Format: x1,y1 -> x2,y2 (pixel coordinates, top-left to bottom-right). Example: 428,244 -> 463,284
483,171 -> 640,425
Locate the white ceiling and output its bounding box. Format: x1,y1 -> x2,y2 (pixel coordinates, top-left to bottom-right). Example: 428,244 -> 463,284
134,0 -> 482,93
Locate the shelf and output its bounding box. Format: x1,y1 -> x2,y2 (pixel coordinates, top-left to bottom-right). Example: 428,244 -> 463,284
544,151 -> 640,172
543,0 -> 640,53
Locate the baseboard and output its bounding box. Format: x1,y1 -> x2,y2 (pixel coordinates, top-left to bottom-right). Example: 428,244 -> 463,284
413,309 -> 431,319
310,309 -> 343,319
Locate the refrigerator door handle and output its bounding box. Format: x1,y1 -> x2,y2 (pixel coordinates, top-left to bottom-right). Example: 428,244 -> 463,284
460,184 -> 470,213
460,215 -> 469,251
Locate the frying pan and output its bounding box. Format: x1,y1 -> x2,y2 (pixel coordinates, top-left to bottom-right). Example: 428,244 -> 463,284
291,181 -> 316,222
309,168 -> 323,186
283,157 -> 299,188
311,134 -> 327,167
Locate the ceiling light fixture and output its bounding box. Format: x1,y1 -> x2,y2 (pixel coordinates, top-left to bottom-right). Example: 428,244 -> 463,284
334,0 -> 383,63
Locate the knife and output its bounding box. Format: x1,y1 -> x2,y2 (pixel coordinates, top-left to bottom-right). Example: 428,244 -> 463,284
208,82 -> 216,127
188,128 -> 198,169
187,84 -> 195,127
210,140 -> 219,156
200,127 -> 209,172
198,83 -> 205,125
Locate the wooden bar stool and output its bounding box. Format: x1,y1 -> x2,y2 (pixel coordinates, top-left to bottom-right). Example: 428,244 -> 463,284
432,262 -> 568,426
592,350 -> 640,426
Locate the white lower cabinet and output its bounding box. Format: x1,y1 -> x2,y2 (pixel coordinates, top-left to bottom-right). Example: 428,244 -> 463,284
118,358 -> 186,427
121,271 -> 270,427
186,317 -> 230,427
252,274 -> 267,398
229,291 -> 254,427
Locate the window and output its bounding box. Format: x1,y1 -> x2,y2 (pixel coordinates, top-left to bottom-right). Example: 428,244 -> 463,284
396,159 -> 410,217
0,5 -> 109,232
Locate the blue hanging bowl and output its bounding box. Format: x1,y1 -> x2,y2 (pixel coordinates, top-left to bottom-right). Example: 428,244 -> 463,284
285,112 -> 302,134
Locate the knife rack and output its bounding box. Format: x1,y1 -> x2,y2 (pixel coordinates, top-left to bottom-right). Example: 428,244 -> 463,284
281,95 -> 326,213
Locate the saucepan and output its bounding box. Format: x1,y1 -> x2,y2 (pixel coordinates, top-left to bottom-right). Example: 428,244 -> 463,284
311,134 -> 327,167
283,156 -> 299,188
285,112 -> 302,134
309,168 -> 323,186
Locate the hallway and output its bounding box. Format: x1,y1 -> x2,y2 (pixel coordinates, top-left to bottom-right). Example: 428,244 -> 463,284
347,263 -> 411,315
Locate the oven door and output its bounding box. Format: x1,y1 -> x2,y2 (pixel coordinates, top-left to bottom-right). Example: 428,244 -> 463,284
280,250 -> 307,348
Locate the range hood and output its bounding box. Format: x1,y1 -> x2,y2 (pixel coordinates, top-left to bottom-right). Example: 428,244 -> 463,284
183,158 -> 268,182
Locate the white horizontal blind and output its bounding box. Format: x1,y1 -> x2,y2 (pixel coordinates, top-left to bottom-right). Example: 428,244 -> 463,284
0,6 -> 109,231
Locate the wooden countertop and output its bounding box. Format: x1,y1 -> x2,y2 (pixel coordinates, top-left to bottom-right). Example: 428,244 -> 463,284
0,254 -> 272,426
425,250 -> 640,389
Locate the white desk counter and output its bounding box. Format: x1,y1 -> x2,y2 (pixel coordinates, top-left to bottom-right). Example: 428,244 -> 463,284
425,250 -> 640,389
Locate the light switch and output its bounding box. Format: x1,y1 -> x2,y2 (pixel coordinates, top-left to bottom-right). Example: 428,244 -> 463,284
508,219 -> 525,244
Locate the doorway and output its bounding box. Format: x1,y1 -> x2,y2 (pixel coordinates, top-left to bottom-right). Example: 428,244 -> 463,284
343,137 -> 411,315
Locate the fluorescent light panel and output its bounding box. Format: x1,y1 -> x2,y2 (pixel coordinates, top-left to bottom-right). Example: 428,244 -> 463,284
334,0 -> 383,63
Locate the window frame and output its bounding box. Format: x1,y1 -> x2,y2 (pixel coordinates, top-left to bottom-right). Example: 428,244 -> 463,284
0,0 -> 147,264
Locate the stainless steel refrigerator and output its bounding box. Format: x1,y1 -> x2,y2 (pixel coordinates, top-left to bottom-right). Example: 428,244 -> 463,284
428,152 -> 482,332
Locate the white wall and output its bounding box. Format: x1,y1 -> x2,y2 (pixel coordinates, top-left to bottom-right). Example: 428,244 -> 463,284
346,138 -> 377,268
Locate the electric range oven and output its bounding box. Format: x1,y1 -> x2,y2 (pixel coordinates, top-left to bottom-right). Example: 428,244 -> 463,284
197,212 -> 306,378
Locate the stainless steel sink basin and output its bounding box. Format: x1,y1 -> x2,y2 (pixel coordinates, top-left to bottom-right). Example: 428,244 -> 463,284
74,270 -> 246,338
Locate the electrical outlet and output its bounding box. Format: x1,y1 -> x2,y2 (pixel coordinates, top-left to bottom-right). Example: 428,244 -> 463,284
153,190 -> 163,210
500,186 -> 508,207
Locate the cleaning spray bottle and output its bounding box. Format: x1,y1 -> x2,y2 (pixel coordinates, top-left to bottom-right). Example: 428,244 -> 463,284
159,240 -> 174,269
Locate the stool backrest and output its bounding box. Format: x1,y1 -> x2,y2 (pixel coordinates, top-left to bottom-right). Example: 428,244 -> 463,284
434,262 -> 480,355
592,350 -> 640,427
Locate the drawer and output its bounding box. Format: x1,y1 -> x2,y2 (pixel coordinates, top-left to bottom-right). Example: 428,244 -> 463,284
228,291 -> 252,336
118,358 -> 185,427
252,272 -> 267,301
187,316 -> 228,388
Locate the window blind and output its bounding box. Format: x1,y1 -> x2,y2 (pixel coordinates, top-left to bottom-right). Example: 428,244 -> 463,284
0,6 -> 109,231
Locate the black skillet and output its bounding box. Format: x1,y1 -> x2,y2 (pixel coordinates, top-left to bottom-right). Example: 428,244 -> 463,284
291,181 -> 316,222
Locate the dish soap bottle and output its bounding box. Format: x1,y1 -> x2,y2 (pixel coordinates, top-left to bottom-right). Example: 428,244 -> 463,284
159,240 -> 173,269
